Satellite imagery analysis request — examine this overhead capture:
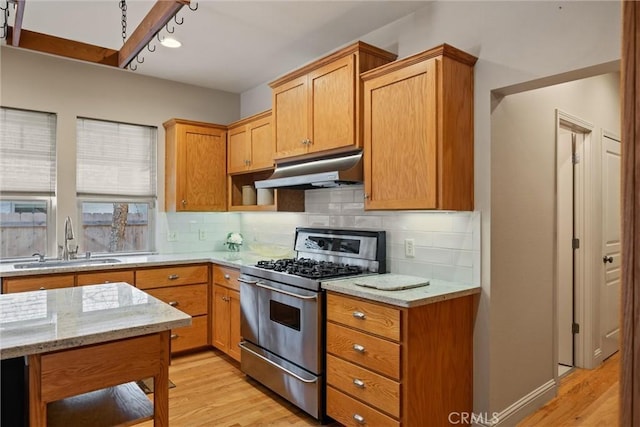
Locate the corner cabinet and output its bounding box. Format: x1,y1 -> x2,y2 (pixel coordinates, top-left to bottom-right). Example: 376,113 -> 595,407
164,118 -> 227,212
270,41 -> 397,160
362,44 -> 477,211
325,292 -> 474,427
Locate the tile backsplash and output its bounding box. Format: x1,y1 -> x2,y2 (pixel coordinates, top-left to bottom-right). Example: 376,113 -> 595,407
159,185 -> 480,284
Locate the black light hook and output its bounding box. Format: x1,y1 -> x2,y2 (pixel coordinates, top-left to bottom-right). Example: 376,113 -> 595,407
147,42 -> 156,53
165,22 -> 175,33
188,2 -> 198,11
174,14 -> 183,25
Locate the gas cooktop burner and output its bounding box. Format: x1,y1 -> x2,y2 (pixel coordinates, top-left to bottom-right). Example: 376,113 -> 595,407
255,258 -> 363,279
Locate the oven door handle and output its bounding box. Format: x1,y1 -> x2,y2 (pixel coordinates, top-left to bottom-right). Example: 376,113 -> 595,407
238,342 -> 318,384
255,282 -> 318,300
237,277 -> 258,284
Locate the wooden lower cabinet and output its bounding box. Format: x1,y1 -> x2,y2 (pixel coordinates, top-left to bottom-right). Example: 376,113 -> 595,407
76,270 -> 134,286
2,274 -> 75,293
211,266 -> 241,362
326,292 -> 474,427
137,264 -> 210,354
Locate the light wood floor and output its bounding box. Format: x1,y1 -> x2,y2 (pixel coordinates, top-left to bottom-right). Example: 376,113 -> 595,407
518,352 -> 619,426
134,349 -> 619,426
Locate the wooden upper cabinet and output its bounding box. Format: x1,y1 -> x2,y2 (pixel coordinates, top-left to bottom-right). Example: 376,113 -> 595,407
270,41 -> 397,160
362,44 -> 477,211
227,110 -> 274,174
164,119 -> 227,212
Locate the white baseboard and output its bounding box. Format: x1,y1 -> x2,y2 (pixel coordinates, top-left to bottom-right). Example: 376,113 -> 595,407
473,379 -> 557,427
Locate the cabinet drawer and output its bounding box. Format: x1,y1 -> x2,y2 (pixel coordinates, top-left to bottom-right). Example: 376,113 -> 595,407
213,265 -> 240,291
327,386 -> 399,427
76,270 -> 134,286
327,354 -> 400,417
136,265 -> 208,289
2,274 -> 75,293
327,292 -> 400,341
170,315 -> 208,353
145,284 -> 208,316
326,322 -> 400,380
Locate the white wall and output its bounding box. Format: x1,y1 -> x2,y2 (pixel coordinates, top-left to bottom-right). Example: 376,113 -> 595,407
491,71 -> 620,415
0,46 -> 240,255
240,1 -> 621,424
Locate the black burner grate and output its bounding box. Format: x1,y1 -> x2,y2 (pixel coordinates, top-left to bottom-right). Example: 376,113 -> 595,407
255,258 -> 363,279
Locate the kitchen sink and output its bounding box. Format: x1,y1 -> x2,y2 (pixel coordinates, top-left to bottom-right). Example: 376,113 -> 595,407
13,258 -> 122,269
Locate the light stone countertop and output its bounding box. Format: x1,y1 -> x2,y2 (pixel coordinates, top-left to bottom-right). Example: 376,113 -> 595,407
322,274 -> 481,308
0,282 -> 191,359
0,251 -> 267,278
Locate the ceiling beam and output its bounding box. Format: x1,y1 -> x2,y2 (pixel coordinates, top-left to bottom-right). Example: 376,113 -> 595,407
118,0 -> 189,69
7,28 -> 119,66
11,0 -> 26,47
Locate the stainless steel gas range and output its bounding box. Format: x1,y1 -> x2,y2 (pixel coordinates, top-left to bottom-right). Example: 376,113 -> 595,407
238,227 -> 386,420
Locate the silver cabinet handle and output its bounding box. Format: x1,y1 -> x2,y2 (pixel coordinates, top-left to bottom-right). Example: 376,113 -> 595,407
352,311 -> 366,320
224,274 -> 230,279
168,274 -> 179,280
353,344 -> 365,353
168,301 -> 179,307
353,414 -> 365,424
353,378 -> 365,388
39,287 -> 46,290
363,193 -> 370,200
181,199 -> 187,206
170,334 -> 178,340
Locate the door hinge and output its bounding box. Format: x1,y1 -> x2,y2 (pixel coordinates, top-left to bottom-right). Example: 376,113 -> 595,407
572,323 -> 580,334
572,238 -> 580,249
572,153 -> 580,164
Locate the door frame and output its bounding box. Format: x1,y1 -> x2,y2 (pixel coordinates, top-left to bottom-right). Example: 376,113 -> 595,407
555,109 -> 598,371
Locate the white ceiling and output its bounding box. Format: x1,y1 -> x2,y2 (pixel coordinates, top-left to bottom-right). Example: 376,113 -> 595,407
9,1 -> 428,93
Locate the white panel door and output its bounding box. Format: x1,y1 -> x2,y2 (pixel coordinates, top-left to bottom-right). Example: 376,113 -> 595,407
601,134 -> 621,360
557,127 -> 574,367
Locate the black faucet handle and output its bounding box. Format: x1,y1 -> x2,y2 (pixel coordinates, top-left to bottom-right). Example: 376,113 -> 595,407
32,252 -> 45,262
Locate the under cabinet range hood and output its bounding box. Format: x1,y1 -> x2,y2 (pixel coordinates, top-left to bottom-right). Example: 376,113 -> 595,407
255,150 -> 363,190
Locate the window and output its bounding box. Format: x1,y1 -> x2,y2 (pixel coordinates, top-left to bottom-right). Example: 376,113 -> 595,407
0,107 -> 56,259
76,118 -> 156,254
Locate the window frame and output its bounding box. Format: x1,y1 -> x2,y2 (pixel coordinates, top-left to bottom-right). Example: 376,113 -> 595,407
0,195 -> 55,261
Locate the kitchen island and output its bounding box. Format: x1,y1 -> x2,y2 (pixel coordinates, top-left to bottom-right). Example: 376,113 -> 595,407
0,282 -> 191,427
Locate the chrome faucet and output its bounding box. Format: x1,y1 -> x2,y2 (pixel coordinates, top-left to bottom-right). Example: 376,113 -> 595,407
61,216 -> 76,260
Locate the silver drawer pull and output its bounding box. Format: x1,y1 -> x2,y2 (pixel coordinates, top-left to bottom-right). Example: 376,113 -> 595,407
352,311 -> 366,320
224,274 -> 230,279
353,414 -> 365,424
168,301 -> 179,307
168,274 -> 179,280
353,344 -> 366,353
170,334 -> 179,340
39,287 -> 46,290
353,378 -> 365,388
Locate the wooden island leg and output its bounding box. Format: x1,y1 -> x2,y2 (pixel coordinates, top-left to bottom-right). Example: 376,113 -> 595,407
154,330 -> 171,426
28,355 -> 46,427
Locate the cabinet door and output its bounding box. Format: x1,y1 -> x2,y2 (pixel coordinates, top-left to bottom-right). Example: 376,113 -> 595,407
308,54 -> 356,153
76,270 -> 134,286
364,59 -> 438,210
227,289 -> 241,362
2,274 -> 75,293
212,284 -> 230,353
273,75 -> 309,159
227,125 -> 251,174
248,115 -> 274,171
178,124 -> 227,211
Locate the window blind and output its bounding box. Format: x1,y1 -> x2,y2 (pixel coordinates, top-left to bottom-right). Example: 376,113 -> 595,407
76,118 -> 157,197
0,107 -> 56,194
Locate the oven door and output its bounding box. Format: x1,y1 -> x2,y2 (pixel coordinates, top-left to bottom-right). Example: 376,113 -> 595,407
256,278 -> 322,374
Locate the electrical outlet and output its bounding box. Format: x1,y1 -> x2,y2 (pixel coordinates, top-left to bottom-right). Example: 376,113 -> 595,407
167,231 -> 178,242
199,229 -> 206,241
404,238 -> 415,258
